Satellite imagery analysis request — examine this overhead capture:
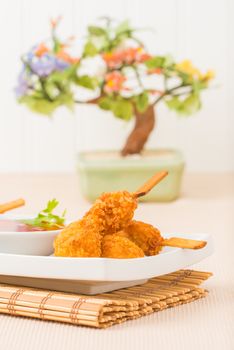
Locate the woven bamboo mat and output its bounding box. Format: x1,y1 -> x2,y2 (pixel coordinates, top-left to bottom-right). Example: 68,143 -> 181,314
0,269 -> 212,328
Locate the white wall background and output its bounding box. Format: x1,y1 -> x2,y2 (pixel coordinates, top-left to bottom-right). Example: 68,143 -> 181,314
0,0 -> 233,173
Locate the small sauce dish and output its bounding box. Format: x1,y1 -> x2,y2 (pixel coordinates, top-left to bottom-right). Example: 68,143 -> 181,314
0,214 -> 63,255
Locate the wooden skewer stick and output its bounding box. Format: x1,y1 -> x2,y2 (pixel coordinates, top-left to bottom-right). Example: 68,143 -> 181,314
134,171 -> 168,198
162,237 -> 207,250
0,198 -> 25,214
133,171 -> 207,250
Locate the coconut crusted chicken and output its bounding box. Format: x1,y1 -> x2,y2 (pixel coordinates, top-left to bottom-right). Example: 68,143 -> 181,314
83,191 -> 138,234
102,234 -> 145,259
54,220 -> 102,257
54,191 -> 164,258
54,191 -> 138,257
114,220 -> 163,256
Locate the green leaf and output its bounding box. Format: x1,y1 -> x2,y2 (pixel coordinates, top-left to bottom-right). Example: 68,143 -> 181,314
21,198 -> 66,230
88,26 -> 106,36
57,92 -> 74,110
83,41 -> 98,57
163,55 -> 174,68
135,92 -> 149,113
98,96 -> 113,110
180,94 -> 201,115
112,98 -> 133,120
165,96 -> 181,110
44,81 -> 59,100
98,96 -> 133,120
76,75 -> 98,89
49,64 -> 79,84
145,55 -> 175,70
44,199 -> 59,213
20,90 -> 74,116
53,38 -> 62,54
145,56 -> 165,69
165,94 -> 201,116
20,96 -> 59,116
175,68 -> 195,85
115,20 -> 130,35
192,80 -> 207,93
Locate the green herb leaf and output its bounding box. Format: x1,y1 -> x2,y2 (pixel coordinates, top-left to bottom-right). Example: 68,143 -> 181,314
44,199 -> 59,213
21,199 -> 66,230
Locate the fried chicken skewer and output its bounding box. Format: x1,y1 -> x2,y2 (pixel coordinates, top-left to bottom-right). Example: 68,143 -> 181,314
54,171 -> 206,258
54,190 -> 138,257
112,221 -> 206,258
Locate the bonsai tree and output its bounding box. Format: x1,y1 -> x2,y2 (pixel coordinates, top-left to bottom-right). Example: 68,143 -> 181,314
15,17 -> 214,156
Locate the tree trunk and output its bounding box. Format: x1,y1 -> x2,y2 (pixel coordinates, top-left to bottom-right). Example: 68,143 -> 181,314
121,105 -> 155,156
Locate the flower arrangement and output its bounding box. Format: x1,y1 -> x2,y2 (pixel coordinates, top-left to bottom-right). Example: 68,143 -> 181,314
15,17 -> 214,156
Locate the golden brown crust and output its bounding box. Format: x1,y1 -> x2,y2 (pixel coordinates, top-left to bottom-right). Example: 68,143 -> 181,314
66,229 -> 102,257
84,191 -> 137,234
102,234 -> 144,259
118,220 -> 163,256
54,221 -> 102,257
54,191 -> 137,258
54,193 -> 165,259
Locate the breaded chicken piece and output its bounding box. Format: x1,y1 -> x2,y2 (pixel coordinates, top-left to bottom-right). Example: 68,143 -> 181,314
54,220 -> 81,251
117,220 -> 163,256
102,234 -> 144,259
84,191 -> 137,234
54,221 -> 101,257
54,191 -> 138,258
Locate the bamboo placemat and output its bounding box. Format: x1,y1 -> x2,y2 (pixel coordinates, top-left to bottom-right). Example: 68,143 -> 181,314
0,269 -> 212,328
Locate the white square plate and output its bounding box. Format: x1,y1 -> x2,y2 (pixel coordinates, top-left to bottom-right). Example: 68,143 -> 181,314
0,233 -> 213,295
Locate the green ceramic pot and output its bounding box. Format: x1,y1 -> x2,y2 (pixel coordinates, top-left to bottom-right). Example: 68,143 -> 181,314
77,149 -> 185,202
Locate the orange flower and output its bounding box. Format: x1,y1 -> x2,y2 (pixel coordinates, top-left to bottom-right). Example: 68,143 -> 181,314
104,71 -> 126,93
147,68 -> 162,75
102,52 -> 123,69
56,50 -> 79,64
50,16 -> 62,29
102,48 -> 152,68
139,53 -> 151,62
124,47 -> 151,64
124,48 -> 138,63
35,43 -> 49,57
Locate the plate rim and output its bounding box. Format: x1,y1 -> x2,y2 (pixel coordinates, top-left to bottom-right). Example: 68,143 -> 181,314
0,233 -> 214,282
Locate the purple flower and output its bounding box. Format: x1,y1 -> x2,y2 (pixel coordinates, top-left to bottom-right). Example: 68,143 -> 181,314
14,68 -> 32,98
29,54 -> 56,77
28,53 -> 71,77
55,59 -> 70,71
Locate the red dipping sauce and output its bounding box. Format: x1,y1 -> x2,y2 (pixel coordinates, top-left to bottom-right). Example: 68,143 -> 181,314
0,219 -> 45,232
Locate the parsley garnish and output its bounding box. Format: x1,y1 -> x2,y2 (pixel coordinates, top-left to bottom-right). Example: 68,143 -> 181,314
21,199 -> 66,230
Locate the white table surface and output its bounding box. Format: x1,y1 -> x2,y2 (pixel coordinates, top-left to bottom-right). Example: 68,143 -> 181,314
0,173 -> 233,350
